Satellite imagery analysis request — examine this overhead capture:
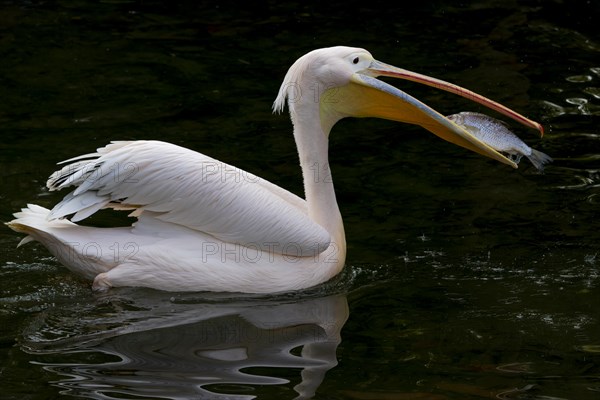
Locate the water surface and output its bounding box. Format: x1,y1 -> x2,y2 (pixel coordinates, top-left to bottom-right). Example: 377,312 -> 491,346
1,1 -> 599,399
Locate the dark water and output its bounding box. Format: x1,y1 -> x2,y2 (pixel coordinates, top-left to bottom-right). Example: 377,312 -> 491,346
1,1 -> 600,399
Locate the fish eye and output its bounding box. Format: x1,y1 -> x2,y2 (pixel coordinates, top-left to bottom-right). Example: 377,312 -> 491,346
352,57 -> 359,64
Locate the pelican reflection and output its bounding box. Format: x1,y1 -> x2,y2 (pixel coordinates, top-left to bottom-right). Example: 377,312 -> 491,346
23,292 -> 348,399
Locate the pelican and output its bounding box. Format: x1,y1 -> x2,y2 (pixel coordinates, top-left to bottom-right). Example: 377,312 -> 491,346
7,46 -> 543,293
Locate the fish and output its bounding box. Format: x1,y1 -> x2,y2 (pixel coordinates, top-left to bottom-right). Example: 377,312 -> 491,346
447,111 -> 552,172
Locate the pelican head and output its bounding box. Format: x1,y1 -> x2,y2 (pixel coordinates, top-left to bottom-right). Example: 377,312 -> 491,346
274,46 -> 544,167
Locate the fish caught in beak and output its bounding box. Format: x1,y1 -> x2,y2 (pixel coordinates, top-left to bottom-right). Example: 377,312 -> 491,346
324,56 -> 544,168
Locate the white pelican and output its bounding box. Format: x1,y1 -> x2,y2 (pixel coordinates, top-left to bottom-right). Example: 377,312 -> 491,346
7,46 -> 543,293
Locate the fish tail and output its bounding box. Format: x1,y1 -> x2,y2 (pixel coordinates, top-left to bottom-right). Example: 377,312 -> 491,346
526,149 -> 553,172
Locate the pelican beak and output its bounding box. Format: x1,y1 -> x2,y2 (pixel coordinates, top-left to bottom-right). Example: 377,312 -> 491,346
326,59 -> 544,168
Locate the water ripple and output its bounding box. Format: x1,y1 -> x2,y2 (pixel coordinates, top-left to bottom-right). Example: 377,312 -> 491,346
21,293 -> 349,399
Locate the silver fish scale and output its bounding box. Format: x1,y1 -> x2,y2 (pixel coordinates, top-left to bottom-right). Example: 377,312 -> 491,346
449,112 -> 533,156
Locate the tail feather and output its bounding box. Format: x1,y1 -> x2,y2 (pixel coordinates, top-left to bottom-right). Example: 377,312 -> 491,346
6,204 -> 74,244
6,204 -> 120,280
8,204 -> 72,230
17,235 -> 35,247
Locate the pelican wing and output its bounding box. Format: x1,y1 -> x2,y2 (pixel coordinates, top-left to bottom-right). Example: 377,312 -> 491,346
47,141 -> 329,256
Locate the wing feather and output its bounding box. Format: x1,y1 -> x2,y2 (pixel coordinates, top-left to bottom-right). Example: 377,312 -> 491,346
47,140 -> 330,256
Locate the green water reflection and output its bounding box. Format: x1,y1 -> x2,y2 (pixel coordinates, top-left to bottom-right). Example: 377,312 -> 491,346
1,1 -> 599,399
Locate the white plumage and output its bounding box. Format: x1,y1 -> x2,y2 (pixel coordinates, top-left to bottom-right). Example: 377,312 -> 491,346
7,46 -> 543,293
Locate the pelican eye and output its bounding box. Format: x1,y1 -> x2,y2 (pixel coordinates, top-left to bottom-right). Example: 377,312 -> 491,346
352,57 -> 359,64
